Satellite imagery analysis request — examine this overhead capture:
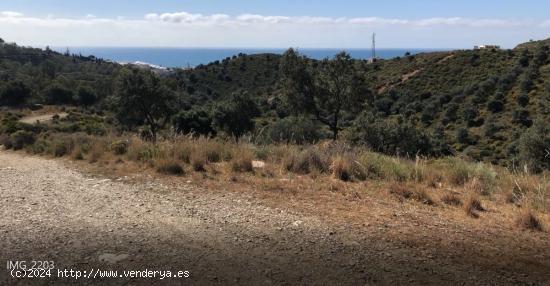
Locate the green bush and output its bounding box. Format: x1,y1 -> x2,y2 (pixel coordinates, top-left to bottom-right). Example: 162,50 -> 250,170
284,147 -> 330,174
10,130 -> 35,150
0,134 -> 13,149
258,116 -> 324,144
172,108 -> 214,136
356,152 -> 415,181
519,120 -> 550,173
110,140 -> 129,155
347,113 -> 436,157
29,140 -> 48,154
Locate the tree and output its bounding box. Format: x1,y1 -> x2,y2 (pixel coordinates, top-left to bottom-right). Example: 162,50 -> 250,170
517,93 -> 530,107
487,99 -> 504,113
212,91 -> 259,139
43,84 -> 73,105
512,108 -> 533,127
172,107 -> 214,136
463,105 -> 480,127
259,116 -> 324,144
113,68 -> 175,141
347,112 -> 436,156
281,49 -> 367,140
0,81 -> 32,106
76,87 -> 97,107
456,128 -> 470,144
519,120 -> 550,173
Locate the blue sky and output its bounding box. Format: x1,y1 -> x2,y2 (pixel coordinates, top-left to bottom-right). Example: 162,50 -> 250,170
0,0 -> 549,48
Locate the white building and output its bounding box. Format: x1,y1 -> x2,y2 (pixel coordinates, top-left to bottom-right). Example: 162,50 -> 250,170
474,45 -> 501,50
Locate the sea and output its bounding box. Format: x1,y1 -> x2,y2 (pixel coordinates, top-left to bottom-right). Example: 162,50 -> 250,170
52,47 -> 448,68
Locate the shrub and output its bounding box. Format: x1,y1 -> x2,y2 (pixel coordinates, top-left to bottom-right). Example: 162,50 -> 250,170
0,81 -> 32,106
254,146 -> 270,161
110,140 -> 129,155
52,140 -> 71,157
357,152 -> 414,181
131,143 -> 161,163
517,93 -> 530,107
516,209 -> 544,231
456,128 -> 470,144
512,108 -> 532,127
72,148 -> 84,160
28,139 -> 48,154
348,113 -> 435,156
388,183 -> 435,205
0,134 -> 13,149
202,139 -> 232,162
438,158 -> 496,192
155,158 -> 185,175
487,99 -> 503,113
330,156 -> 353,181
258,116 -> 324,144
518,120 -> 550,173
464,194 -> 485,218
43,84 -> 74,105
284,147 -> 330,174
212,91 -> 259,138
88,143 -> 105,163
190,151 -> 207,172
172,108 -> 214,136
441,193 -> 462,206
10,130 -> 35,150
230,149 -> 254,173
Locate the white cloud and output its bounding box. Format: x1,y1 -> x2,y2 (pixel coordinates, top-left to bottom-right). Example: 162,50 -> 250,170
0,11 -> 23,18
0,10 -> 548,48
145,12 -> 230,25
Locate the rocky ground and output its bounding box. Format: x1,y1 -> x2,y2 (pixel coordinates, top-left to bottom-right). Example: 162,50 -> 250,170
1,150 -> 549,285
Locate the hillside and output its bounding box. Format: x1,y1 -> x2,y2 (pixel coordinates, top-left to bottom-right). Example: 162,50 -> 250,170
0,40 -> 121,106
170,40 -> 549,165
363,44 -> 549,165
1,38 -> 550,167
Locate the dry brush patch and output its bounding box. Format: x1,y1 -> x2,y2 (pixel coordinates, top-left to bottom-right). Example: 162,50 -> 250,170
464,193 -> 485,218
515,209 -> 545,232
9,132 -> 550,224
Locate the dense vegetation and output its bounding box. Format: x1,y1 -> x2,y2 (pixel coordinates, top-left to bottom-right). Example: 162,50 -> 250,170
1,37 -> 550,172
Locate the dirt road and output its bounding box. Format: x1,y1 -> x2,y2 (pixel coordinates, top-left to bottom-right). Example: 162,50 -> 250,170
19,113 -> 68,124
0,150 -> 549,285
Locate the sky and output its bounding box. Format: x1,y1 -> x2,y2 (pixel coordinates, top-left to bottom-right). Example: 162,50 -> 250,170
0,0 -> 549,48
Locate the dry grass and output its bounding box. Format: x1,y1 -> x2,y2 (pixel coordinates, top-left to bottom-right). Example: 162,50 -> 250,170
231,148 -> 254,173
14,133 -> 550,223
441,192 -> 462,206
155,158 -> 185,175
190,150 -> 207,172
515,209 -> 545,231
388,183 -> 435,205
330,155 -> 353,181
283,147 -> 330,175
88,141 -> 106,163
464,193 -> 485,218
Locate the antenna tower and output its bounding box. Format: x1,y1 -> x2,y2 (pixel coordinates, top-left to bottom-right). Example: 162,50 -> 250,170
372,33 -> 376,60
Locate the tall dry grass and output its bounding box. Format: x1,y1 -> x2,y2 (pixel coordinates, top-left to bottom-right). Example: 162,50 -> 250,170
19,133 -> 550,222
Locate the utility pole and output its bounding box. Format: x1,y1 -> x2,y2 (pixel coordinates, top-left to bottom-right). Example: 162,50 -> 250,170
372,33 -> 376,60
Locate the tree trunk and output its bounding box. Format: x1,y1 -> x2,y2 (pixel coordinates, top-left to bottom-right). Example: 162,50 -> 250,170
332,113 -> 339,140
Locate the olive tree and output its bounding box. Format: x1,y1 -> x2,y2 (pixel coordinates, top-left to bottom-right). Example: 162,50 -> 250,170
112,68 -> 174,141
281,49 -> 367,140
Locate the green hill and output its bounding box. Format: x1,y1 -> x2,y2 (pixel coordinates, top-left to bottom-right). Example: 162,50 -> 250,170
1,37 -> 549,167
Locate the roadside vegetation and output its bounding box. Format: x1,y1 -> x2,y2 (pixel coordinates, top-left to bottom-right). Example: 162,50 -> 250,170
1,37 -> 550,232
